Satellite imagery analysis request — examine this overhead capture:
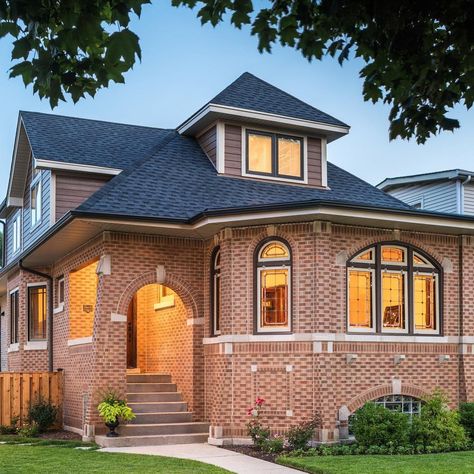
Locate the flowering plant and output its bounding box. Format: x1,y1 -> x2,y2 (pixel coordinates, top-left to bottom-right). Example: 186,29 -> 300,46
247,397 -> 265,417
246,397 -> 271,448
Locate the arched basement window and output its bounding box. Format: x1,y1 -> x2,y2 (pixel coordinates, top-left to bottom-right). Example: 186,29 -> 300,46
347,243 -> 441,335
211,248 -> 221,336
256,239 -> 291,333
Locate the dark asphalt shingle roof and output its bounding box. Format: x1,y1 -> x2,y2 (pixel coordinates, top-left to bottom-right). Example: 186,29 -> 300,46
77,133 -> 411,221
207,72 -> 348,128
20,111 -> 174,170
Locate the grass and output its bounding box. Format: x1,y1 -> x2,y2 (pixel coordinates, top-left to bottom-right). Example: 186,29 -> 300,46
0,443 -> 231,474
277,451 -> 474,474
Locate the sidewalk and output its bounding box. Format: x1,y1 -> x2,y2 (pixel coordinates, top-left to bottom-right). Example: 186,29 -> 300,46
100,443 -> 302,473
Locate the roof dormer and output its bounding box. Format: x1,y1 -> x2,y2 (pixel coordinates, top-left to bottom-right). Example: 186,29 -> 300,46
179,72 -> 349,188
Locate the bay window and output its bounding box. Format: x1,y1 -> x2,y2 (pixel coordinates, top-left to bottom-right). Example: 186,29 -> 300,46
347,243 -> 441,335
256,239 -> 291,333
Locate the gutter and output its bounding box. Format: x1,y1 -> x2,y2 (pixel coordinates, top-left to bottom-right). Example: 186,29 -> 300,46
0,220 -> 4,269
19,259 -> 54,372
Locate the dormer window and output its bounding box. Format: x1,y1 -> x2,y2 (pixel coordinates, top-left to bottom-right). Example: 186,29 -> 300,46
245,130 -> 304,181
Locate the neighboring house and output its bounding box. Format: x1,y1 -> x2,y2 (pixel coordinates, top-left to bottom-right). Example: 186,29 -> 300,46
378,169 -> 474,215
1,72 -> 474,447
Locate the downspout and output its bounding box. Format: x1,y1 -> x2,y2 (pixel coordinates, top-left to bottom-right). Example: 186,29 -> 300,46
19,259 -> 53,372
0,220 -> 5,268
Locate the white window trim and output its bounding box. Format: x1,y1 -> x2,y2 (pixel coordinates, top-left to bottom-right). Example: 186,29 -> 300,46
381,245 -> 407,265
351,247 -> 376,264
380,269 -> 409,334
413,272 -> 440,335
241,126 -> 308,184
24,341 -> 48,351
27,282 -> 48,342
12,213 -> 21,254
67,336 -> 93,347
9,287 -> 20,345
53,303 -> 64,315
30,171 -> 43,229
57,276 -> 65,306
347,267 -> 376,333
256,265 -> 291,333
7,343 -> 19,353
413,252 -> 435,269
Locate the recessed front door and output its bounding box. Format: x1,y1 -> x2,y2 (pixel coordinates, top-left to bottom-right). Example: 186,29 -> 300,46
127,295 -> 137,369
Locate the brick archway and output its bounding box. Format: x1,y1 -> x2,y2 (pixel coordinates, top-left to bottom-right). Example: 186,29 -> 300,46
115,270 -> 199,321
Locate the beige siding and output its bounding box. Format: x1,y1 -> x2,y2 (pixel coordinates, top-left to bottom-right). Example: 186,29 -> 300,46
55,173 -> 109,220
197,125 -> 217,167
307,137 -> 322,187
224,124 -> 242,176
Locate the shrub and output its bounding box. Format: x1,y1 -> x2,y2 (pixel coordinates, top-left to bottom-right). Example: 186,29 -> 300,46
287,415 -> 321,451
351,402 -> 410,448
261,436 -> 285,454
410,391 -> 468,452
459,402 -> 474,440
28,399 -> 58,433
17,422 -> 40,438
0,425 -> 16,435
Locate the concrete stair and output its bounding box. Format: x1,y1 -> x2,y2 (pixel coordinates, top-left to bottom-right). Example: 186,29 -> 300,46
95,373 -> 208,447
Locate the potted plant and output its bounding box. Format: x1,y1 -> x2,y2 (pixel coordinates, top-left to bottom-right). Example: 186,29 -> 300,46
97,390 -> 135,437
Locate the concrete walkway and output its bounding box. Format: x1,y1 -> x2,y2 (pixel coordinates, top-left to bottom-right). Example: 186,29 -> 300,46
100,443 -> 301,473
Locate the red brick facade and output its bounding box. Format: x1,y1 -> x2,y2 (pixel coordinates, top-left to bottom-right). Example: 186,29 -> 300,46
3,222 -> 474,443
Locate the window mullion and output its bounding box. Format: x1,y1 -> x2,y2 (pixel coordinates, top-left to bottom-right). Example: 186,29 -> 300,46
375,244 -> 381,333
273,133 -> 278,177
408,247 -> 414,335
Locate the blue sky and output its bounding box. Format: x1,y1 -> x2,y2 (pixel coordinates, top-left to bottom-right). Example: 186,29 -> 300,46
1,2 -> 473,197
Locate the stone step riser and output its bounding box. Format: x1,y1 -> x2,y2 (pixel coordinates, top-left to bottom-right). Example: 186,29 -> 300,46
127,392 -> 183,403
127,383 -> 177,393
96,433 -> 209,448
127,374 -> 172,384
118,422 -> 209,436
130,412 -> 193,424
128,402 -> 188,413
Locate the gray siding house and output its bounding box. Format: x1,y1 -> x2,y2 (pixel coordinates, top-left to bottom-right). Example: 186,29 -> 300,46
377,169 -> 474,215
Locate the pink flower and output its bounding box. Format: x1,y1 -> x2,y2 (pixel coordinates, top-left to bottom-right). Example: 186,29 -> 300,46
255,397 -> 265,406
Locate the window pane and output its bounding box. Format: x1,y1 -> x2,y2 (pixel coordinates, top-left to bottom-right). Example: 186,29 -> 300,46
10,291 -> 19,344
382,246 -> 405,263
348,270 -> 373,329
278,137 -> 301,177
260,242 -> 289,260
214,273 -> 220,332
29,286 -> 47,340
355,250 -> 373,261
260,269 -> 288,328
248,133 -> 272,174
414,274 -> 436,330
382,272 -> 406,330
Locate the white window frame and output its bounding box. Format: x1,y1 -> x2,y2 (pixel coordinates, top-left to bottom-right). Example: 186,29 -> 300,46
380,269 -> 409,334
54,277 -> 65,314
257,263 -> 291,334
30,171 -> 42,228
351,247 -> 376,264
347,267 -> 376,333
27,281 -> 48,341
12,213 -> 21,254
413,271 -> 440,335
9,287 -> 20,346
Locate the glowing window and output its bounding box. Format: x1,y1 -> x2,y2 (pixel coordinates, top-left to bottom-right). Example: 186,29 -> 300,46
348,270 -> 373,330
28,285 -> 47,341
381,271 -> 407,331
381,246 -> 405,263
414,274 -> 437,331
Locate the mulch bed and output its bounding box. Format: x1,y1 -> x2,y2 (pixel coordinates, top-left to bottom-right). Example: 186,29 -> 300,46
39,430 -> 82,441
222,445 -> 285,463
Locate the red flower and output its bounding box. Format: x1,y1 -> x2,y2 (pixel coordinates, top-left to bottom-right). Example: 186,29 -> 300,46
255,397 -> 265,406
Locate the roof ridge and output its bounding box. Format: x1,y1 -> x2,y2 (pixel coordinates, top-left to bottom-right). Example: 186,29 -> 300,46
19,110 -> 174,132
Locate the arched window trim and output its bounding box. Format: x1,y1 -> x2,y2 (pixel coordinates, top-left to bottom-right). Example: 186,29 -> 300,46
254,237 -> 292,334
210,247 -> 221,336
347,242 -> 442,336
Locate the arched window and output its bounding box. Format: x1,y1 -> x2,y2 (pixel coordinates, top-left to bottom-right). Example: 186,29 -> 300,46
211,248 -> 221,335
256,239 -> 291,333
347,243 -> 441,334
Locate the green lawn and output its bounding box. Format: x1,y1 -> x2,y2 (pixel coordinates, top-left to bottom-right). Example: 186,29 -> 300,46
278,451 -> 474,474
0,444 -> 231,474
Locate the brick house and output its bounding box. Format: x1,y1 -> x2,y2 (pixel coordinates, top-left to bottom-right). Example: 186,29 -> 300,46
1,72 -> 474,447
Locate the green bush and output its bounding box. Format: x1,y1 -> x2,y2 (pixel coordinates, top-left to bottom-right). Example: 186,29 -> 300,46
0,425 -> 16,435
261,436 -> 285,454
28,399 -> 58,433
247,419 -> 271,449
351,402 -> 410,448
410,391 -> 468,452
287,415 -> 321,451
17,422 -> 40,438
459,402 -> 474,440
97,390 -> 135,424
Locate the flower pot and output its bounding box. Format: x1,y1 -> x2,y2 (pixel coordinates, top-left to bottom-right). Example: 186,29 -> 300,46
105,418 -> 120,437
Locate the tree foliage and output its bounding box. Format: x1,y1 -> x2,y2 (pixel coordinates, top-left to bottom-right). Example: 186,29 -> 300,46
1,1 -> 474,143
0,0 -> 149,107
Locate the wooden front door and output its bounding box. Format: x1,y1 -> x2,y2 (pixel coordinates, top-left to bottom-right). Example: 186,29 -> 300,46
127,295 -> 137,369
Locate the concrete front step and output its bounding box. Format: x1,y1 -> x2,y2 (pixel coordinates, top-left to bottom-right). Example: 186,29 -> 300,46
118,422 -> 209,436
127,374 -> 172,384
127,382 -> 177,393
96,432 -> 209,448
130,412 -> 193,424
127,392 -> 183,403
128,401 -> 188,413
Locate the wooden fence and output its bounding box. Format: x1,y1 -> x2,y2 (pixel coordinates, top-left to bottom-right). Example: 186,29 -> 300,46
0,372 -> 63,427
